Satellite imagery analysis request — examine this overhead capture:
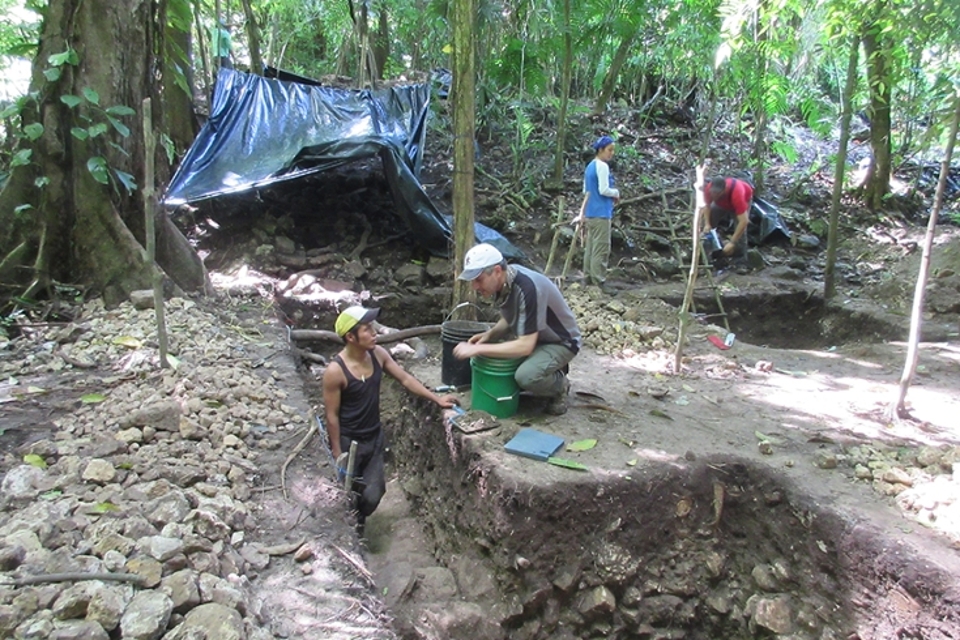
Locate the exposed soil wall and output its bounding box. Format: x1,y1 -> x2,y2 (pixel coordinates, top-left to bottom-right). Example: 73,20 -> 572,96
384,391 -> 960,640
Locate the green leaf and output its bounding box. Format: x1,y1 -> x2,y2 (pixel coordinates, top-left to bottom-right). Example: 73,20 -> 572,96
14,204 -> 34,215
626,459 -> 638,466
80,393 -> 106,404
48,49 -> 79,66
86,157 -> 109,184
70,127 -> 89,140
0,104 -> 20,119
43,67 -> 61,82
23,454 -> 47,469
34,176 -> 50,188
87,122 -> 108,138
105,105 -> 136,117
107,116 -> 130,138
546,457 -> 588,471
11,149 -> 32,167
82,87 -> 100,105
60,94 -> 82,108
23,123 -> 44,140
39,489 -> 62,501
112,169 -> 137,193
567,438 -> 597,452
649,408 -> 673,420
90,502 -> 120,513
117,462 -> 134,470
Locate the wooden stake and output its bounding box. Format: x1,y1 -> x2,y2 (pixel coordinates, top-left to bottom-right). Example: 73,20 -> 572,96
142,98 -> 169,369
544,196 -> 566,275
674,166 -> 706,374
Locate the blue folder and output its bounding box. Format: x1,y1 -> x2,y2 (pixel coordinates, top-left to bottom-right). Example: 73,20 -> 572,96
504,428 -> 565,462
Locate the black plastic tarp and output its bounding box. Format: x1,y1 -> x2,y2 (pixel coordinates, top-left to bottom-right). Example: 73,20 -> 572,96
163,69 -> 522,259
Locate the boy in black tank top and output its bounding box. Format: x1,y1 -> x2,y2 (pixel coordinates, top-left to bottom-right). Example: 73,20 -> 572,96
323,307 -> 458,534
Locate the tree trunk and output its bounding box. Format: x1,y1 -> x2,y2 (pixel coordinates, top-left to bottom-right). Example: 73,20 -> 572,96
161,8 -> 198,173
750,0 -> 769,192
372,2 -> 389,80
550,0 -> 573,187
451,0 -> 477,310
0,0 -> 208,308
824,34 -> 860,301
862,21 -> 893,210
240,0 -> 264,74
890,93 -> 960,420
593,33 -> 636,115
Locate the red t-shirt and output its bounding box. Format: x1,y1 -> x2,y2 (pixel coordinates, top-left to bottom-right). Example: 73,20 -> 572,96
704,179 -> 753,216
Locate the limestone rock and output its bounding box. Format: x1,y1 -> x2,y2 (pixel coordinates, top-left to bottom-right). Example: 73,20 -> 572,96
164,602 -> 244,640
86,584 -> 131,631
52,583 -> 95,620
126,557 -> 163,588
752,564 -> 780,591
81,459 -> 116,484
49,619 -> 110,640
137,536 -> 185,562
637,594 -> 683,625
161,569 -> 201,614
0,544 -> 27,570
119,591 -> 173,640
126,400 -> 181,432
2,465 -> 47,499
198,573 -> 245,612
129,290 -> 155,310
577,585 -> 616,619
747,594 -> 794,634
145,490 -> 191,528
415,602 -> 502,640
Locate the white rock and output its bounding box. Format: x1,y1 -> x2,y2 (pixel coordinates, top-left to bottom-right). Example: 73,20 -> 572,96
81,460 -> 116,484
1,465 -> 46,499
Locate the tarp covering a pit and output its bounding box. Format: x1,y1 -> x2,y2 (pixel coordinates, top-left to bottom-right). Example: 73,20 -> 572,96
163,69 -> 522,259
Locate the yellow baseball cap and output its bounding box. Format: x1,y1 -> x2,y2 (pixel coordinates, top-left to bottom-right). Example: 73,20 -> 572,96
335,306 -> 380,337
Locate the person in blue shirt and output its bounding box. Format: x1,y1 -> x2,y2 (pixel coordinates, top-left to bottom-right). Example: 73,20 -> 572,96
575,135 -> 620,286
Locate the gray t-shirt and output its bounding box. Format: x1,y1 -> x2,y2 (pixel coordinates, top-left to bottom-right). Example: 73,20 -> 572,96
497,265 -> 582,353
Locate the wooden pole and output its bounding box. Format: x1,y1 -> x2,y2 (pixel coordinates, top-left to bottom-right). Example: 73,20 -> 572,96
142,99 -> 169,369
673,166 -> 706,374
544,196 -> 565,275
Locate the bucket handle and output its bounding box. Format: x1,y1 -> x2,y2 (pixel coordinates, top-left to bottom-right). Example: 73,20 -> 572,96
474,379 -> 520,403
444,301 -> 487,324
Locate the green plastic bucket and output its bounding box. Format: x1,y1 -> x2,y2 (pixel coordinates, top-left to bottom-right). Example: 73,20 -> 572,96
470,356 -> 524,418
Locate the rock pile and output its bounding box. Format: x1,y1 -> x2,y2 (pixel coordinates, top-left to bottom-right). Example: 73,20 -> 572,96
563,285 -> 676,356
0,296 -> 369,639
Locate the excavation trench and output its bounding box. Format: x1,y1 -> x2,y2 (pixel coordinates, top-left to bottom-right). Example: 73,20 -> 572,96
361,387 -> 960,640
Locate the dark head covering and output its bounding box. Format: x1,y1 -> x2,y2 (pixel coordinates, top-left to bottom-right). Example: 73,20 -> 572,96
592,135 -> 615,151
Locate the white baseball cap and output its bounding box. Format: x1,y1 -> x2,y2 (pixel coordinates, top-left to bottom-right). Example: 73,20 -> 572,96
459,244 -> 504,281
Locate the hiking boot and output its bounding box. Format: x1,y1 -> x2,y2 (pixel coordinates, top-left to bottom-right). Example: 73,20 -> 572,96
545,376 -> 570,416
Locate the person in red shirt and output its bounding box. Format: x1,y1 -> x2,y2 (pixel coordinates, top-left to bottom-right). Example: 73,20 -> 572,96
701,177 -> 753,259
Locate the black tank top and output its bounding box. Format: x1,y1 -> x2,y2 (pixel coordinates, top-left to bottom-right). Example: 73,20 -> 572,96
334,352 -> 382,439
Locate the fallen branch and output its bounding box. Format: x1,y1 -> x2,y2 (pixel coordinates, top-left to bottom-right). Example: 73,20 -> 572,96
618,187 -> 688,206
281,415 -> 318,500
2,572 -> 145,587
290,324 -> 441,345
293,348 -> 327,365
260,538 -> 307,556
332,544 -> 376,587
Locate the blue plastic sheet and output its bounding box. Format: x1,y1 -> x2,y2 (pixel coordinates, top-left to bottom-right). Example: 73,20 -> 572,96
163,69 -> 523,259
